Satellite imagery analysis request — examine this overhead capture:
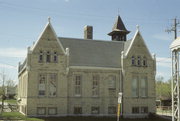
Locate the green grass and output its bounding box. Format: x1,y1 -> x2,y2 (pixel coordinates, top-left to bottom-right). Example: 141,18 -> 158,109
4,99 -> 17,104
41,117 -> 170,121
0,112 -> 170,121
1,112 -> 44,121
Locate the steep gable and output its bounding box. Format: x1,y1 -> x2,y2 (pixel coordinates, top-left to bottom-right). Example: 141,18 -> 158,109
31,19 -> 65,54
125,28 -> 152,59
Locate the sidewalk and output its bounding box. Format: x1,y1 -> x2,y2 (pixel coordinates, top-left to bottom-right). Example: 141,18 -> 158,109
156,112 -> 172,120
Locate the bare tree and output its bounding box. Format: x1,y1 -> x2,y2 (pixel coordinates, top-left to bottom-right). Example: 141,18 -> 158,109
0,71 -> 6,114
6,80 -> 15,87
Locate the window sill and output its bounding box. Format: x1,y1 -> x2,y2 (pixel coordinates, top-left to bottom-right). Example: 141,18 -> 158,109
74,95 -> 81,97
131,65 -> 148,67
92,96 -> 99,98
38,95 -> 46,98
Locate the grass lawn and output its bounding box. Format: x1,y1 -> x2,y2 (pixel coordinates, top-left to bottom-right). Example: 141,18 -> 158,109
4,99 -> 17,104
41,116 -> 170,121
1,112 -> 43,121
0,112 -> 170,121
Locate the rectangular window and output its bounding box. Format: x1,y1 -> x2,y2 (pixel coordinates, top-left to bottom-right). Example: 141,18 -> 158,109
46,51 -> 51,63
137,56 -> 141,66
75,75 -> 81,96
48,107 -> 57,115
74,107 -> 82,114
53,52 -> 58,62
92,75 -> 99,97
48,74 -> 57,97
141,107 -> 148,113
39,51 -> 43,63
108,76 -> 116,89
109,90 -> 116,97
37,107 -> 46,115
132,76 -> 138,97
140,76 -> 148,97
132,107 -> 139,114
108,106 -> 116,114
38,74 -> 46,96
91,107 -> 100,114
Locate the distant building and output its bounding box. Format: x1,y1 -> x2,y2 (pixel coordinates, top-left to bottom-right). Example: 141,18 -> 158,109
18,16 -> 156,118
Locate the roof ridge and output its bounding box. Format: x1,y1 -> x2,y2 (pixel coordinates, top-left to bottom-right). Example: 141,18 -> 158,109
58,37 -> 127,43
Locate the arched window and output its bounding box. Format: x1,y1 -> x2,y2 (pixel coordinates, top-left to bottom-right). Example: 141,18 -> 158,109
53,51 -> 58,63
46,51 -> 51,63
39,51 -> 43,63
137,56 -> 141,66
132,56 -> 135,66
143,56 -> 147,66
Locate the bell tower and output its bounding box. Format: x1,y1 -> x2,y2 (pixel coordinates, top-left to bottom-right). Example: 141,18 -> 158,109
108,15 -> 130,41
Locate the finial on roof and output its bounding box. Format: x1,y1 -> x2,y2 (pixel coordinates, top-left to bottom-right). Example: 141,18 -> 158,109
136,25 -> 140,31
118,8 -> 120,16
48,17 -> 51,23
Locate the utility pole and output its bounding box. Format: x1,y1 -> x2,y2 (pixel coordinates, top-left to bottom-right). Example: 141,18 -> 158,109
169,17 -> 180,121
165,18 -> 180,39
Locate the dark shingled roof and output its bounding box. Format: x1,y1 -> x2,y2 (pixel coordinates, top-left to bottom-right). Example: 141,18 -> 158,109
113,16 -> 128,31
124,39 -> 132,54
108,16 -> 130,36
18,37 -> 132,73
59,37 -> 131,68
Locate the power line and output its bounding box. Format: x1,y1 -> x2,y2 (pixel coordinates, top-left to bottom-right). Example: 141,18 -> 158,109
165,17 -> 180,39
0,1 -> 173,24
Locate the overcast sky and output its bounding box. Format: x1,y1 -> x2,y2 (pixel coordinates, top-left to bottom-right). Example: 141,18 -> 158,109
0,0 -> 179,83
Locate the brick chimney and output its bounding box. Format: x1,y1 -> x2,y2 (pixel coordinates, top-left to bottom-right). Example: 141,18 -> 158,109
84,25 -> 93,39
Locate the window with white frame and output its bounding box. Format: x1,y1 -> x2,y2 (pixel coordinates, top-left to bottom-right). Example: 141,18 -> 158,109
92,75 -> 99,97
74,75 -> 81,96
91,107 -> 100,114
140,76 -> 148,97
48,74 -> 57,97
48,107 -> 57,115
37,107 -> 46,115
46,51 -> 51,63
39,51 -> 43,63
108,75 -> 116,89
132,76 -> 138,97
38,74 -> 46,96
53,51 -> 58,63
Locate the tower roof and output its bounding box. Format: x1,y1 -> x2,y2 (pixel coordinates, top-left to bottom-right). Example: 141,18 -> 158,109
108,15 -> 130,35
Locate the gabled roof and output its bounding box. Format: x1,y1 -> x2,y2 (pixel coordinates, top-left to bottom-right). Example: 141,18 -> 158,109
59,37 -> 125,68
125,27 -> 152,58
30,18 -> 65,54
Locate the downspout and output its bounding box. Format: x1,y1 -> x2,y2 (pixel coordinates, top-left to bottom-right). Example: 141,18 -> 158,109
65,48 -> 70,115
121,51 -> 124,116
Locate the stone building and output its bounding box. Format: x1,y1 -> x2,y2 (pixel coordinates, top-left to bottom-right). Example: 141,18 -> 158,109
18,16 -> 156,117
